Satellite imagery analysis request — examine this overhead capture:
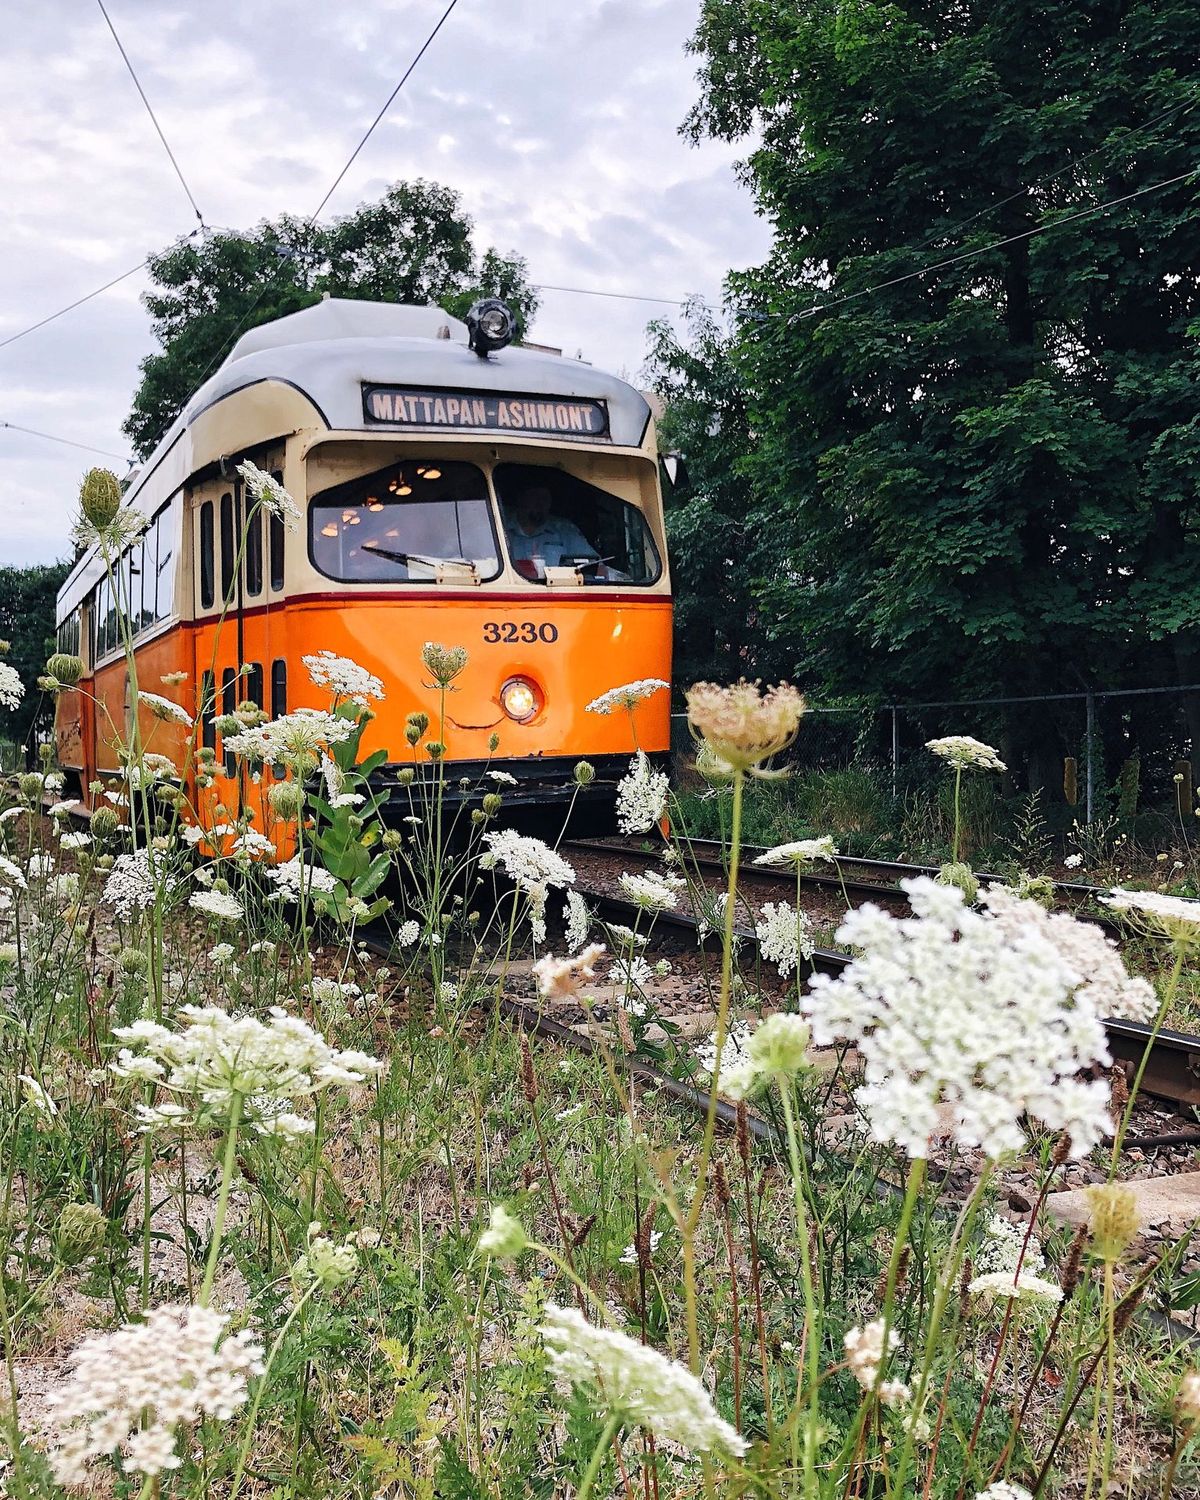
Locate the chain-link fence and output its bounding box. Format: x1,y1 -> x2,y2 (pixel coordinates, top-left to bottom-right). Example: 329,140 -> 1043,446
672,684 -> 1200,834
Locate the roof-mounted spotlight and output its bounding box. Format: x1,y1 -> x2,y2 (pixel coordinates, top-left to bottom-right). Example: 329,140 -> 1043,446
467,297 -> 518,358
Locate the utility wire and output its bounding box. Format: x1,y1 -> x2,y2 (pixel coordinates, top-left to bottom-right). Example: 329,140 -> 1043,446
168,0 -> 463,432
787,165 -> 1200,323
533,282 -> 703,307
0,253 -> 157,352
95,0 -> 205,226
0,420 -> 131,463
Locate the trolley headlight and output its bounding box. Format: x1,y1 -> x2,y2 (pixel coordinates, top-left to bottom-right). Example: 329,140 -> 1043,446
500,676 -> 540,722
467,297 -> 518,358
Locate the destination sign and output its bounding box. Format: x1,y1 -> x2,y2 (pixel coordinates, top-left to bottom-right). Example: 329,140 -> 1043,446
363,385 -> 610,439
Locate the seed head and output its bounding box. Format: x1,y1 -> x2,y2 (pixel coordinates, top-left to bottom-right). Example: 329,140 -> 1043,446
78,467 -> 122,528
55,1203 -> 106,1266
91,807 -> 120,839
45,653 -> 85,687
1084,1183 -> 1140,1263
421,642 -> 468,687
685,679 -> 805,772
573,759 -> 596,786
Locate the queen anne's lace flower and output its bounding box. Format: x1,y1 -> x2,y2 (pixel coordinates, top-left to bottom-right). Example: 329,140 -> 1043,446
586,678 -> 669,715
968,1271 -> 1063,1306
541,1303 -> 747,1456
708,1012 -> 812,1100
103,849 -> 175,919
756,901 -> 813,978
302,650 -> 384,705
481,829 -> 575,942
111,1005 -> 382,1131
753,836 -> 837,868
981,886 -> 1157,1021
975,1484 -> 1034,1500
0,854 -> 28,891
533,944 -> 606,999
926,736 -> 1006,772
478,1204 -> 528,1259
844,1318 -> 899,1392
137,691 -> 192,726
237,460 -> 301,528
686,679 -> 805,772
615,751 -> 669,834
0,661 -> 24,711
223,709 -> 356,769
803,879 -> 1119,1159
564,889 -> 592,953
188,890 -> 244,923
618,869 -> 683,912
265,857 -> 338,905
60,830 -> 91,851
1103,887 -> 1200,946
46,1303 -> 264,1485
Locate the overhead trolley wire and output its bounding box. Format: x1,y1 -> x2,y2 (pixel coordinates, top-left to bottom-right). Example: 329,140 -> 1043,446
95,0 -> 206,226
0,420 -> 132,463
170,0 -> 463,425
786,165 -> 1200,324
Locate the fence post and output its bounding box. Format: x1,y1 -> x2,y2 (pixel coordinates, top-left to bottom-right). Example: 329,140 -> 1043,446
891,707 -> 899,797
1085,693 -> 1096,824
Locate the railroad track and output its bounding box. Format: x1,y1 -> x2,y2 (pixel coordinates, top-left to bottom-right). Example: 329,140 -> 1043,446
571,857 -> 1200,1113
563,835 -> 1123,935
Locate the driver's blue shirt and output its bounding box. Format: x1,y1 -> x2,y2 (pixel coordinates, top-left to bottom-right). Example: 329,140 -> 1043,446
506,514 -> 597,567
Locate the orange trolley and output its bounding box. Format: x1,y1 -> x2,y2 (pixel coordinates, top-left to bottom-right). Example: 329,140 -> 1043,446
54,298 -> 672,838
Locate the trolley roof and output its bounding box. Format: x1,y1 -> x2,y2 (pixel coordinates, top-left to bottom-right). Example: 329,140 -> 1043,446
59,299 -> 654,613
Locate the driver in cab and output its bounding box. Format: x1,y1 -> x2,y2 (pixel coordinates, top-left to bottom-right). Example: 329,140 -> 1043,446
504,485 -> 626,581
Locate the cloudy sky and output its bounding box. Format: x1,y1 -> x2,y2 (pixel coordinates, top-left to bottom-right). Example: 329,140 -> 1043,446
0,0 -> 770,567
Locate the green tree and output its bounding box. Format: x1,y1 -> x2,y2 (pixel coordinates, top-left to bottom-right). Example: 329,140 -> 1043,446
644,298 -> 769,685
0,563 -> 69,762
682,0 -> 1200,749
124,180 -> 540,458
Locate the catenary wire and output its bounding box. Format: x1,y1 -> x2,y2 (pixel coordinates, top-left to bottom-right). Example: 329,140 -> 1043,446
0,421 -> 131,462
169,0 -> 464,433
784,165 -> 1200,323
0,251 -> 169,353
95,0 -> 205,226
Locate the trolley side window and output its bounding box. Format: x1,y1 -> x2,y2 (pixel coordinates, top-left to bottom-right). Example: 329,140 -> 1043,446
245,505 -> 263,598
219,492 -> 236,602
493,463 -> 662,586
269,470 -> 286,592
309,459 -> 500,584
199,501 -> 215,610
270,659 -> 287,718
201,670 -> 217,752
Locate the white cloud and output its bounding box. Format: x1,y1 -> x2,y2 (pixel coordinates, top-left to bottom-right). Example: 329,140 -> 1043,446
0,0 -> 770,565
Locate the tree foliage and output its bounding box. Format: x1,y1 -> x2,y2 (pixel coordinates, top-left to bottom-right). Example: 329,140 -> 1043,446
676,1 -> 1200,720
0,563 -> 69,757
124,180 -> 540,458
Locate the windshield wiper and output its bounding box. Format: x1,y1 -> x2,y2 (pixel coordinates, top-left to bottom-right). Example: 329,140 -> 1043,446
362,542 -> 440,569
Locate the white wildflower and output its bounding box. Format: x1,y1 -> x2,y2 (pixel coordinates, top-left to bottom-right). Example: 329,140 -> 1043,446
223,709 -> 356,769
302,650 -> 384,705
237,459 -> 301,528
976,1215 -> 1045,1278
397,920 -> 420,946
968,1271 -> 1063,1306
189,890 -> 244,923
478,1204 -> 528,1259
293,1232 -> 359,1289
20,1073 -> 58,1120
618,869 -> 683,912
487,770 -> 518,785
585,679 -> 669,715
60,830 -> 91,851
103,849 -> 175,919
704,1013 -> 811,1100
926,736 -> 1006,772
541,1303 -> 746,1456
265,857 -> 338,905
0,854 -> 28,891
756,900 -> 813,978
111,1005 -> 383,1130
137,691 -> 192,726
610,955 -> 653,996
46,1304 -> 263,1486
606,922 -> 647,950
695,1018 -> 752,1084
615,751 -> 668,834
533,944 -> 606,1000
975,1485 -> 1034,1500
753,836 -> 838,868
803,878 -> 1117,1159
564,888 -> 592,952
844,1318 -> 899,1392
981,885 -> 1156,1022
230,829 -> 275,859
619,1231 -> 663,1265
0,661 -> 24,711
1063,854 -> 1083,870
481,829 -> 575,943
1103,887 -> 1200,946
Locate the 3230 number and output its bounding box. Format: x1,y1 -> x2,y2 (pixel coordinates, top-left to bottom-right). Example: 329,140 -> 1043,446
482,621 -> 559,644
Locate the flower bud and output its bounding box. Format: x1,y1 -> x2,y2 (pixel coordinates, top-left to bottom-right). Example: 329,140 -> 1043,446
396,768 -> 415,787
482,793 -> 502,817
936,861 -> 979,904
573,760 -> 595,786
91,806 -> 120,839
214,714 -> 240,736
45,653 -> 84,687
268,781 -> 305,819
79,467 -> 122,528
55,1202 -> 106,1266
425,742 -> 445,762
118,947 -> 149,977
470,809 -> 486,825
18,773 -> 44,802
488,732 -> 500,752
405,723 -> 422,746
381,829 -> 402,851
421,642 -> 468,687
